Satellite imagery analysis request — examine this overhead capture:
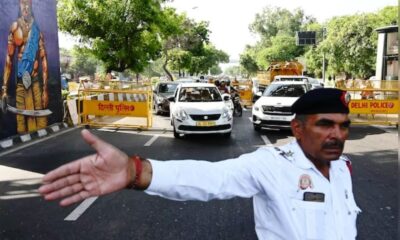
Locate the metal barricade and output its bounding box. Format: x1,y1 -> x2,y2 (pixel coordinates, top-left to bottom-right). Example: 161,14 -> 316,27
336,79 -> 399,126
77,80 -> 153,129
232,81 -> 253,108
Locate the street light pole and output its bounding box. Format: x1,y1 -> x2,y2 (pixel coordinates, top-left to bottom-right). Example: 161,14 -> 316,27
322,28 -> 327,83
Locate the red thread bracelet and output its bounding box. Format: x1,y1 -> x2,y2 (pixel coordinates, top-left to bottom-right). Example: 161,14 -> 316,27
129,156 -> 143,188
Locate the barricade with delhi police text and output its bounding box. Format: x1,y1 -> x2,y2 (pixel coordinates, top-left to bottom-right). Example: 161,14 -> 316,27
77,80 -> 153,129
336,79 -> 399,126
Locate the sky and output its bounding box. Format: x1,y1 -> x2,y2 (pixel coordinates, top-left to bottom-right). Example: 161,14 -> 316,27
59,0 -> 397,63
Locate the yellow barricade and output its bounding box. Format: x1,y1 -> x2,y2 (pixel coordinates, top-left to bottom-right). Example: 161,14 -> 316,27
337,80 -> 399,126
77,80 -> 153,129
232,81 -> 253,108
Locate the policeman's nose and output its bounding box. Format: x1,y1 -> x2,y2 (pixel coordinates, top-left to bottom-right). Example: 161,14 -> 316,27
329,125 -> 347,140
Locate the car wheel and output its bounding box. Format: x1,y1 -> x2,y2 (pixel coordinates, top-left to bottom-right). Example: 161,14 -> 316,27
253,124 -> 261,131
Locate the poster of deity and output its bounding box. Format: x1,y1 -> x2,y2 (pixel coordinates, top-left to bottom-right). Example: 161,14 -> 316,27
0,0 -> 62,139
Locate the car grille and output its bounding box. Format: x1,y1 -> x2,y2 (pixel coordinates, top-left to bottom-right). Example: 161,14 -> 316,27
262,105 -> 292,115
259,120 -> 291,127
178,124 -> 231,131
189,114 -> 221,121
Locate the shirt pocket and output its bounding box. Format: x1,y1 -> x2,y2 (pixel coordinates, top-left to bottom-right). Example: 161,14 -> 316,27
291,199 -> 326,240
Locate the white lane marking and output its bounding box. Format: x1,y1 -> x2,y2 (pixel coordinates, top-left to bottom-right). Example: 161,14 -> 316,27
144,135 -> 159,146
0,127 -> 76,157
261,135 -> 273,147
64,196 -> 98,221
248,117 -> 252,122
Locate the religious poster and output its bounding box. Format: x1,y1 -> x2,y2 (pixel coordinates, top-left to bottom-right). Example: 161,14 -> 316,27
0,0 -> 62,139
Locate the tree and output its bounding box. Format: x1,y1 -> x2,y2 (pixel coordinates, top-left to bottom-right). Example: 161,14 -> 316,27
224,66 -> 241,76
69,46 -> 100,78
245,6 -> 316,69
57,0 -> 165,73
239,53 -> 259,77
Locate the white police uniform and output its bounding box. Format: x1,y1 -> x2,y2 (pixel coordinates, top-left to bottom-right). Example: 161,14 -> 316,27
145,140 -> 361,240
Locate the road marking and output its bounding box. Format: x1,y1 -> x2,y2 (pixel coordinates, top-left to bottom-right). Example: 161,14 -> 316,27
64,196 -> 98,221
0,127 -> 76,157
261,135 -> 273,147
248,117 -> 252,122
144,135 -> 159,146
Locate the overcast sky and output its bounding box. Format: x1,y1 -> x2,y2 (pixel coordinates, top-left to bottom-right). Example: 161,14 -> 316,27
167,0 -> 397,61
59,0 -> 397,62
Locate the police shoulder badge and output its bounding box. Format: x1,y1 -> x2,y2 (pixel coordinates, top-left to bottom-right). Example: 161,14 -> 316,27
298,174 -> 313,190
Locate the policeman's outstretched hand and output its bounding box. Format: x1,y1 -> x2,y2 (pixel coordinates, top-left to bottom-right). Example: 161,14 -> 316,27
39,129 -> 131,206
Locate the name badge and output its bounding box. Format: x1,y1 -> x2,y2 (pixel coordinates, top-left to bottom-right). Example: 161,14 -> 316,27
303,192 -> 325,202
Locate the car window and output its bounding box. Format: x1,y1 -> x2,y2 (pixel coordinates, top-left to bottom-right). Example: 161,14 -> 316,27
158,83 -> 178,93
264,84 -> 306,97
178,87 -> 222,102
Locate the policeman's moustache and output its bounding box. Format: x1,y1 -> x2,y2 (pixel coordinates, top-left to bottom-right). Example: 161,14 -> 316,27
322,140 -> 344,149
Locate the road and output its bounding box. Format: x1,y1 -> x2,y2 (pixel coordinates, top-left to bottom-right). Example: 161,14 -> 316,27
0,110 -> 398,240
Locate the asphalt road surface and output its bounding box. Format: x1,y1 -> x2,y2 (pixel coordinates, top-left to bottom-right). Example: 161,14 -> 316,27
0,111 -> 398,240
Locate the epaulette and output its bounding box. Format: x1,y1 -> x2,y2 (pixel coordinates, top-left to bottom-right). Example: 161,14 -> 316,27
274,147 -> 294,162
340,155 -> 352,175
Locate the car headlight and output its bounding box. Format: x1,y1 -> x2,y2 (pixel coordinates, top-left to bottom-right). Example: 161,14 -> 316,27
222,107 -> 232,121
253,105 -> 260,112
174,108 -> 188,121
156,96 -> 165,104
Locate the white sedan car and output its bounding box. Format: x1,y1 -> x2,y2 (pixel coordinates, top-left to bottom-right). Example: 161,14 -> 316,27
170,83 -> 233,138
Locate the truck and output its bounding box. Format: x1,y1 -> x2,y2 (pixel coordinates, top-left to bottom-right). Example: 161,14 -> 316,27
254,61 -> 303,100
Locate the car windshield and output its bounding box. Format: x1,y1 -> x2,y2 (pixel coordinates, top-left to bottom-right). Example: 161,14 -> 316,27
308,78 -> 320,84
264,84 -> 306,97
178,87 -> 222,102
159,83 -> 178,93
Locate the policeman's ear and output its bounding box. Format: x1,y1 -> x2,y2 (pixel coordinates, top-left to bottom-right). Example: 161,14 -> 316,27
291,118 -> 305,140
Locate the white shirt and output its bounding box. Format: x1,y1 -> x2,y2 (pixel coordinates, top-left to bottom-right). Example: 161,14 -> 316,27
145,140 -> 361,240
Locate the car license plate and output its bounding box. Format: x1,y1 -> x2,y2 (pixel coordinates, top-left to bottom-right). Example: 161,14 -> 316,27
196,121 -> 216,127
270,116 -> 287,121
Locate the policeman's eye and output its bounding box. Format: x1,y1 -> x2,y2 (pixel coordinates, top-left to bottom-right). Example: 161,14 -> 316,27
315,119 -> 334,127
340,121 -> 351,129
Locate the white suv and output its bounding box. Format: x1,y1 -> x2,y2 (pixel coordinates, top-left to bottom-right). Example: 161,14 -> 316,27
170,83 -> 233,138
252,81 -> 311,130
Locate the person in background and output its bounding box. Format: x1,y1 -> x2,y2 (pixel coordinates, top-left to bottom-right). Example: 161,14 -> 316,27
39,88 -> 360,240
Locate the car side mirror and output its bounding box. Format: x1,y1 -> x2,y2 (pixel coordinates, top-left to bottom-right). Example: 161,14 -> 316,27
167,96 -> 175,102
256,91 -> 262,97
222,94 -> 230,101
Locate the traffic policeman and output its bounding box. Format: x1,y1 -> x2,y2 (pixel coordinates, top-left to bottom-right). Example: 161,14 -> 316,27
39,88 -> 361,240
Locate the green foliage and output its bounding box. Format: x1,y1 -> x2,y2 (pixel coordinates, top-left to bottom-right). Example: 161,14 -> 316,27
244,6 -> 315,70
210,65 -> 223,75
58,0 -> 164,73
304,6 -> 397,79
69,46 -> 100,77
239,53 -> 259,77
224,66 -> 241,76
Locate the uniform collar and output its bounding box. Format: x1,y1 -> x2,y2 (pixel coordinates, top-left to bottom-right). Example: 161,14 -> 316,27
284,140 -> 345,173
288,140 -> 315,170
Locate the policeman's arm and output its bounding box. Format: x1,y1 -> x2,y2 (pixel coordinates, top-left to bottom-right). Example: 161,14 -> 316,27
2,22 -> 17,96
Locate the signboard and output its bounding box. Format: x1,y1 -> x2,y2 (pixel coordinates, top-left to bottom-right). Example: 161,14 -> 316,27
82,100 -> 149,117
349,100 -> 399,114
